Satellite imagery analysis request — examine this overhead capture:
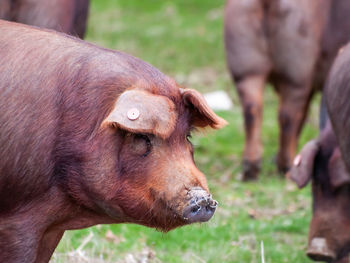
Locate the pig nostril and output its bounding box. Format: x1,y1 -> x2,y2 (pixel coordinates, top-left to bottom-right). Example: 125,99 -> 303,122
191,205 -> 201,213
195,198 -> 207,207
209,199 -> 218,208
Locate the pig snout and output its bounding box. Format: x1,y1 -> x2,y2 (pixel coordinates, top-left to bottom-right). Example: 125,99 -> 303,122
182,188 -> 218,223
307,237 -> 336,262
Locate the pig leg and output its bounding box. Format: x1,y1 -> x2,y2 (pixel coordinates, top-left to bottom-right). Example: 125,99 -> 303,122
236,74 -> 266,181
276,83 -> 313,174
224,0 -> 270,180
36,229 -> 65,262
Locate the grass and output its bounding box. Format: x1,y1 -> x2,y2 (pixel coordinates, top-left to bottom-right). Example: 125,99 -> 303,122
52,1 -> 321,262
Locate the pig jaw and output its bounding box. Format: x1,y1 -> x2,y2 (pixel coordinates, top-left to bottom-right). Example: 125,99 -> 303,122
144,186 -> 217,231
117,168 -> 217,232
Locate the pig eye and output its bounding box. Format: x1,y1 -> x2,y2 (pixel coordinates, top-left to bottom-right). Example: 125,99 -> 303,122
133,134 -> 152,157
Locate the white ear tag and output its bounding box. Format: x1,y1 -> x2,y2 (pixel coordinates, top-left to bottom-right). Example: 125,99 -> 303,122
127,108 -> 140,120
293,155 -> 301,166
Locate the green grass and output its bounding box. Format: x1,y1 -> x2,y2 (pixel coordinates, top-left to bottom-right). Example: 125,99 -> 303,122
52,1 -> 321,262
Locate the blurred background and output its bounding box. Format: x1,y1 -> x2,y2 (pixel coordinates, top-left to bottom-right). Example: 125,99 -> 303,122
52,0 -> 320,262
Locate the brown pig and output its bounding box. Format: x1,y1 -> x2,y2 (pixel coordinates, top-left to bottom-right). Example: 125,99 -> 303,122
224,0 -> 350,180
0,20 -> 227,263
0,0 -> 89,38
290,42 -> 350,263
297,40 -> 350,262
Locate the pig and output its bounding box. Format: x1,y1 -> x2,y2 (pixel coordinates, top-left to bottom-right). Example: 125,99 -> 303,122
295,40 -> 350,262
0,0 -> 89,38
224,0 -> 350,180
289,44 -> 350,262
0,20 -> 227,263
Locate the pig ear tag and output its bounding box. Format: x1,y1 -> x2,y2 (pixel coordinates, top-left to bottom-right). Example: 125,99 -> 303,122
293,154 -> 301,167
127,108 -> 140,120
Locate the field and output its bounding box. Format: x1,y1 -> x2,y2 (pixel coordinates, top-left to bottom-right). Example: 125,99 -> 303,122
52,1 -> 321,262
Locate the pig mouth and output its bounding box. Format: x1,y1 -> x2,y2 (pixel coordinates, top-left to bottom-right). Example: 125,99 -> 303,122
145,187 -> 218,231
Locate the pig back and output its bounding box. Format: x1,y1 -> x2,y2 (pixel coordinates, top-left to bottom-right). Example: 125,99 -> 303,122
325,43 -> 350,176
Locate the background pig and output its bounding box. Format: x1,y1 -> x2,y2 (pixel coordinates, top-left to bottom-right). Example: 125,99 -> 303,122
0,0 -> 89,38
290,44 -> 350,261
224,0 -> 350,180
0,20 -> 226,263
300,40 -> 350,262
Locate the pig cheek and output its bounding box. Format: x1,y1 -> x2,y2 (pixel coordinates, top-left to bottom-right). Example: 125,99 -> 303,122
112,156 -> 157,216
115,182 -> 155,220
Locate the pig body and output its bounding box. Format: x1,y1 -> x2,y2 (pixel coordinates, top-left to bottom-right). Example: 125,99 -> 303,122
0,20 -> 226,263
0,0 -> 89,38
224,0 -> 350,180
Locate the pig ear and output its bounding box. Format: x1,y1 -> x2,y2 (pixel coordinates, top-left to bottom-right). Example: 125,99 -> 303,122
329,148 -> 350,188
288,140 -> 320,188
105,90 -> 177,139
180,88 -> 228,129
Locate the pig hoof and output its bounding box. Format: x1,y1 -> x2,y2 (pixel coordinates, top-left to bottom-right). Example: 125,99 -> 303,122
276,154 -> 291,175
277,163 -> 290,175
242,159 -> 261,181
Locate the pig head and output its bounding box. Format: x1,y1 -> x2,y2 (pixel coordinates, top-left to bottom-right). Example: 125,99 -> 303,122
86,88 -> 225,229
290,121 -> 350,262
0,21 -> 227,262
